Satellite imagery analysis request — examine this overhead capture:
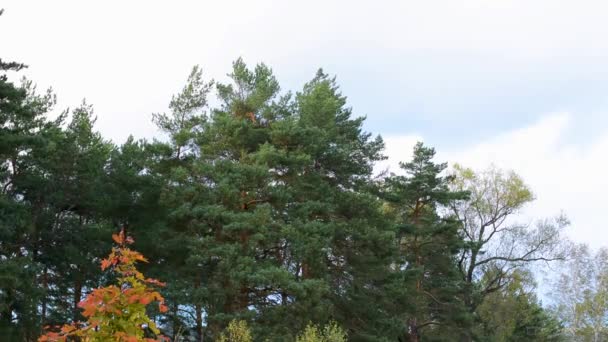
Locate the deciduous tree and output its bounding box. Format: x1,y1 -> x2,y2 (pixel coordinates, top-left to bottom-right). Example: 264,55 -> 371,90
551,244 -> 608,341
449,165 -> 568,340
39,229 -> 169,342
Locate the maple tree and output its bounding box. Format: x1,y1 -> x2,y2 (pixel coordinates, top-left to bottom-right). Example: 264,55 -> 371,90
38,229 -> 169,342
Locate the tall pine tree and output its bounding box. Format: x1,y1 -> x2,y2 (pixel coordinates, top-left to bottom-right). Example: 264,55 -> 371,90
382,142 -> 469,341
157,61 -> 393,341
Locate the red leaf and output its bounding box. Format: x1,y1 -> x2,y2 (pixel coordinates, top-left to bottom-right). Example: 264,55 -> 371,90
139,296 -> 153,305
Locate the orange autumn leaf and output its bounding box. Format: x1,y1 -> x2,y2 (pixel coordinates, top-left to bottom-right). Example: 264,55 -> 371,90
128,294 -> 140,304
145,278 -> 166,287
135,254 -> 148,262
60,325 -> 76,334
139,296 -> 153,305
112,230 -> 124,244
100,258 -> 112,270
39,228 -> 168,342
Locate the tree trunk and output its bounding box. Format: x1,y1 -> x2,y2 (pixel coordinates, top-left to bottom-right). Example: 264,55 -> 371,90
460,332 -> 473,342
172,301 -> 180,341
302,262 -> 311,279
195,303 -> 203,342
408,318 -> 420,342
73,276 -> 82,322
408,201 -> 422,342
41,267 -> 48,323
237,285 -> 249,311
1,289 -> 13,326
195,277 -> 203,342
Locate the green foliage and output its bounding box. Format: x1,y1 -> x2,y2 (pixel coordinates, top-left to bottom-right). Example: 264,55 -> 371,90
551,244 -> 608,341
0,43 -> 63,340
155,60 -> 392,341
152,65 -> 212,158
0,33 -> 573,341
476,270 -> 564,341
381,142 -> 470,340
449,164 -> 568,340
295,322 -> 347,342
218,320 -> 253,342
451,163 -> 534,210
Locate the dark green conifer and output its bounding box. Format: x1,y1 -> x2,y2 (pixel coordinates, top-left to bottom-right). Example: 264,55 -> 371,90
382,142 -> 470,341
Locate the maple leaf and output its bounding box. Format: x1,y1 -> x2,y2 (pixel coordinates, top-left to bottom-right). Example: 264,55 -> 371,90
139,296 -> 153,305
128,294 -> 140,304
112,231 -> 124,244
135,253 -> 148,262
101,258 -> 112,270
145,278 -> 166,287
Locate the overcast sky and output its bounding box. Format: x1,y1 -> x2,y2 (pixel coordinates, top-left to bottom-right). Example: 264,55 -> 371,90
2,0 -> 607,248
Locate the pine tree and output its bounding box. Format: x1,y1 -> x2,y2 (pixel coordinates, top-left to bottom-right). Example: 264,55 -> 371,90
1,37 -> 116,336
277,69 -> 393,340
0,47 -> 61,339
149,65 -> 214,341
382,142 -> 469,341
157,61 -> 393,340
23,103 -> 115,327
165,59 -> 289,338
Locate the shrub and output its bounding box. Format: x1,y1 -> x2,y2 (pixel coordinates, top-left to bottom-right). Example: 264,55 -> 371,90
218,320 -> 252,342
296,322 -> 347,342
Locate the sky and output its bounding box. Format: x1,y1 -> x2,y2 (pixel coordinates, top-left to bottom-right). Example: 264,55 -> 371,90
2,0 -> 607,248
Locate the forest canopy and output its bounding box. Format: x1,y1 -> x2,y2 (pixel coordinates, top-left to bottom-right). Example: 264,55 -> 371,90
0,12 -> 597,341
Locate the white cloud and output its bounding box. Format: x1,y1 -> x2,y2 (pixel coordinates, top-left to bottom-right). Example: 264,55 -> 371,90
2,0 -> 608,142
2,1 -> 607,248
384,113 -> 608,248
376,134 -> 422,175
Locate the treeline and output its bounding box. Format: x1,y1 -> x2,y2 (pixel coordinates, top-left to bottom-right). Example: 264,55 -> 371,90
0,33 -> 594,341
